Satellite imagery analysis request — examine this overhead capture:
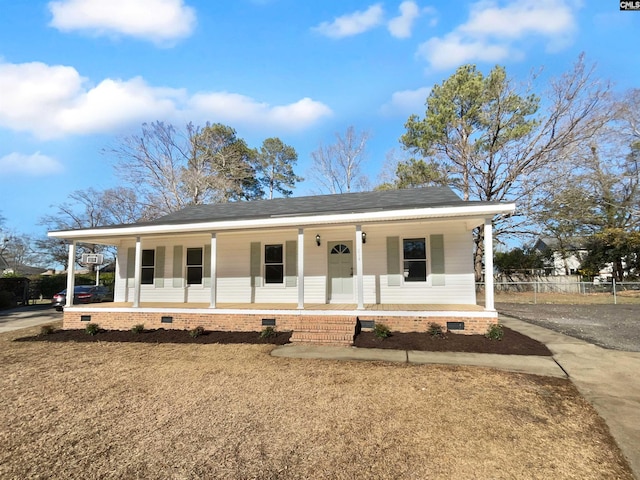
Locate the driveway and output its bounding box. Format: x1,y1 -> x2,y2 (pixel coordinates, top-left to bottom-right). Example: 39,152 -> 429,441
496,303 -> 640,352
0,304 -> 62,333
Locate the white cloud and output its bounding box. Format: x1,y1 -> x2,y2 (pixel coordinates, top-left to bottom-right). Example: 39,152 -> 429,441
460,0 -> 575,39
48,0 -> 196,45
0,152 -> 63,176
0,61 -> 332,139
418,35 -> 513,71
381,86 -> 431,115
388,1 -> 421,39
189,93 -> 332,131
313,4 -> 384,39
418,0 -> 578,70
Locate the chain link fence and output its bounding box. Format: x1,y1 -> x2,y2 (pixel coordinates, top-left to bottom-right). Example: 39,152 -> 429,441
477,279 -> 640,304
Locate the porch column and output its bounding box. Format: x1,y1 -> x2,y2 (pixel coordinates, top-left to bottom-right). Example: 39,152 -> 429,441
65,241 -> 76,308
210,233 -> 217,308
132,236 -> 142,308
355,225 -> 364,310
297,228 -> 304,309
484,218 -> 495,311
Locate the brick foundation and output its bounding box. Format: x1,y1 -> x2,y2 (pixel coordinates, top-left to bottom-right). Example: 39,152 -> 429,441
63,308 -> 498,341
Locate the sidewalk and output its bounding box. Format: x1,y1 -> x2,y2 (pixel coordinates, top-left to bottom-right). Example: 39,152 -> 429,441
272,316 -> 640,480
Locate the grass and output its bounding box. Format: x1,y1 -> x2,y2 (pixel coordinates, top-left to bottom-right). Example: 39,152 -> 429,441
0,322 -> 633,480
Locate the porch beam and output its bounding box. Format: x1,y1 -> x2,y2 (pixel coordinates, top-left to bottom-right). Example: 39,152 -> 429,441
484,218 -> 495,311
356,225 -> 364,310
210,233 -> 217,308
65,241 -> 76,308
133,236 -> 142,308
297,228 -> 304,309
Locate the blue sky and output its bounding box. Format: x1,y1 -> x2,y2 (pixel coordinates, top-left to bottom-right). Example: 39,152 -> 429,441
0,0 -> 638,238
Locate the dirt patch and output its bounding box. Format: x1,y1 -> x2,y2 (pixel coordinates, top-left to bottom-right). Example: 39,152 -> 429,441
17,325 -> 552,356
497,303 -> 640,352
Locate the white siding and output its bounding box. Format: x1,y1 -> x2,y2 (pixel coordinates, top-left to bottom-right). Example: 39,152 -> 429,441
113,220 -> 477,306
364,222 -> 476,305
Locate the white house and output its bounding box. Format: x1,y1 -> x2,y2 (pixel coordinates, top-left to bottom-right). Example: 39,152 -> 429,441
48,187 -> 515,345
534,237 -> 588,276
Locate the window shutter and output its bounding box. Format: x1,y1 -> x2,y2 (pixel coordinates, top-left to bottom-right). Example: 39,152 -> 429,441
126,247 -> 135,288
203,244 -> 212,287
285,240 -> 297,287
155,246 -> 165,288
250,242 -> 261,287
386,237 -> 401,286
430,234 -> 445,286
172,246 -> 183,288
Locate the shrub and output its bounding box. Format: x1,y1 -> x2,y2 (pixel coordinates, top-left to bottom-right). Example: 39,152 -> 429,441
260,326 -> 276,339
485,323 -> 504,341
428,322 -> 445,337
131,324 -> 145,334
189,326 -> 206,338
85,323 -> 100,336
39,325 -> 55,336
0,291 -> 16,309
373,322 -> 391,339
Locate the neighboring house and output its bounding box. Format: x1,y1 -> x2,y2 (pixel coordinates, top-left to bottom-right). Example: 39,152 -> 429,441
0,255 -> 46,277
48,187 -> 515,345
534,237 -> 589,276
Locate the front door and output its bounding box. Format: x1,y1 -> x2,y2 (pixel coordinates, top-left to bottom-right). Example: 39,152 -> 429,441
328,241 -> 354,302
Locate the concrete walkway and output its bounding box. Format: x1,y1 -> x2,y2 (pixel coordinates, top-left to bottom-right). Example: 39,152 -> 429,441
272,316 -> 640,479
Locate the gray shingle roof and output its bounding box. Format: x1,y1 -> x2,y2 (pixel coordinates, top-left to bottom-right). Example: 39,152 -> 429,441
144,186 -> 491,226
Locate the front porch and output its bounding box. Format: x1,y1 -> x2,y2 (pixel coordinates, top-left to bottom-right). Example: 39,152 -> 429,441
62,302 -> 497,345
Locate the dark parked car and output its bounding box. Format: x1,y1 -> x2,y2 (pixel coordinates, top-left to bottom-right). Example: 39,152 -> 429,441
51,285 -> 113,311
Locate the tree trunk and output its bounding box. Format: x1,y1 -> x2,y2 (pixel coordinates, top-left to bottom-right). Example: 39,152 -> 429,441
474,228 -> 484,283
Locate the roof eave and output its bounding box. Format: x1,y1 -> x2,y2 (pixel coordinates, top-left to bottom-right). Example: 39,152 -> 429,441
48,203 -> 516,241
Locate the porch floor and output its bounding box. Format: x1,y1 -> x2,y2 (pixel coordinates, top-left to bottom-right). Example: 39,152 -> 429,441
78,302 -> 486,312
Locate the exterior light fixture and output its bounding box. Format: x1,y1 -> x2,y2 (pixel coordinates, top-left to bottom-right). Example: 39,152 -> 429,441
316,234 -> 321,246
362,232 -> 367,244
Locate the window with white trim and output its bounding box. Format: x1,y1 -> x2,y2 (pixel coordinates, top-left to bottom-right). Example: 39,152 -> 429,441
141,249 -> 155,284
264,244 -> 284,284
403,238 -> 426,282
186,248 -> 203,285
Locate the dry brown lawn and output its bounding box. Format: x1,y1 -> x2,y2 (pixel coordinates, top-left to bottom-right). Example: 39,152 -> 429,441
0,323 -> 633,480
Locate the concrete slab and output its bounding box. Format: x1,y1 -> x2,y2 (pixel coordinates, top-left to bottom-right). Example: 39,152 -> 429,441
407,351 -> 566,378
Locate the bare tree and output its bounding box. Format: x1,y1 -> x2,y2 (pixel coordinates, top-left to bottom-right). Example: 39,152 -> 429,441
0,232 -> 37,274
309,126 -> 370,194
39,188 -> 115,271
107,121 -> 262,218
101,187 -> 145,224
108,121 -> 191,219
